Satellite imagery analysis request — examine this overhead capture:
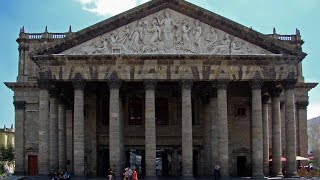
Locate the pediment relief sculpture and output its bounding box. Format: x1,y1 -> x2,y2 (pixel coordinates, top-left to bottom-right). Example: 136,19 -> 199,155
62,9 -> 271,55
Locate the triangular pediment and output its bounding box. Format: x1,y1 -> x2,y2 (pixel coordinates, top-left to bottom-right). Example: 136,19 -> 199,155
35,0 -> 304,56
62,8 -> 271,55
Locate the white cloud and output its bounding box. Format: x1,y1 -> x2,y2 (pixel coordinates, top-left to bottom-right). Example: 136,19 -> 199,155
308,103 -> 320,119
76,0 -> 141,16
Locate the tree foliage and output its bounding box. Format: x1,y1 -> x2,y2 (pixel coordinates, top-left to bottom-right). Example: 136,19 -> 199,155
0,144 -> 14,161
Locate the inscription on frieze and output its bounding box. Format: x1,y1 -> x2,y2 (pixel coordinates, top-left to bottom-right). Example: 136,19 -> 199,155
62,9 -> 271,55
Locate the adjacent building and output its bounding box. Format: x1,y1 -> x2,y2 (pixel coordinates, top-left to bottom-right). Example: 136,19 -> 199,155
0,125 -> 15,148
5,0 -> 317,178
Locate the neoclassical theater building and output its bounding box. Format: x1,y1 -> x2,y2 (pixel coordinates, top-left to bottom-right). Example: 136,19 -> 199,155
5,0 -> 317,178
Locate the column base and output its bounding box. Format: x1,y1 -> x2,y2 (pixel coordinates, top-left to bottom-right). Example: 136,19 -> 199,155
284,173 -> 300,179
252,173 -> 267,179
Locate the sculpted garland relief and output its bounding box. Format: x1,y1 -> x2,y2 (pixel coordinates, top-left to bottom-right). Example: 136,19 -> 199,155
63,9 -> 271,55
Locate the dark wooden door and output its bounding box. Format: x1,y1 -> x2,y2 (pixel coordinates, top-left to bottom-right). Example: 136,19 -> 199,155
28,155 -> 38,176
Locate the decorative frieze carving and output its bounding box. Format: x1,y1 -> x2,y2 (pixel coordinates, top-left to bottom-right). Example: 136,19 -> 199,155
13,101 -> 26,110
72,73 -> 85,90
63,9 -> 271,55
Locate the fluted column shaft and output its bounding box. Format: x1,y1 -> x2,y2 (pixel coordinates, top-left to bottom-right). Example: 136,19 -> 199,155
49,94 -> 59,172
251,81 -> 264,178
58,102 -> 67,171
262,96 -> 270,176
216,80 -> 229,177
181,80 -> 193,177
270,88 -> 283,177
144,80 -> 156,177
73,74 -> 85,176
284,80 -> 298,177
38,79 -> 50,175
109,80 -> 121,177
13,101 -> 26,175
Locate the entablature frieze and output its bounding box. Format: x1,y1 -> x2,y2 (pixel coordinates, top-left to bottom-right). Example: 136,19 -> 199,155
35,56 -> 299,82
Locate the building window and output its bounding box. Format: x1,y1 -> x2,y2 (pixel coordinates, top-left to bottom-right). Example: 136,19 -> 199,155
128,96 -> 143,125
236,107 -> 246,116
156,97 -> 169,125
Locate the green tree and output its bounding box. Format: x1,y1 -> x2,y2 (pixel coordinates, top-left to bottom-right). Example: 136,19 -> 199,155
0,144 -> 15,161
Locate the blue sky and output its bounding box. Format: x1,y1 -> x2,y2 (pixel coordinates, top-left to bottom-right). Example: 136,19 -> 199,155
0,0 -> 319,128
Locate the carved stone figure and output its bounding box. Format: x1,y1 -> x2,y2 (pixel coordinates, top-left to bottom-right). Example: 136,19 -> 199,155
231,38 -> 246,54
129,21 -> 145,52
205,27 -> 218,51
193,20 -> 202,45
181,20 -> 194,52
62,9 -> 271,55
211,33 -> 231,54
111,31 -> 119,45
119,25 -> 131,44
93,36 -> 109,54
145,18 -> 162,51
157,11 -> 178,51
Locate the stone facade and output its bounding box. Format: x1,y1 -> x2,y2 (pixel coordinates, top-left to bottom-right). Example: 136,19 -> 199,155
5,0 -> 317,178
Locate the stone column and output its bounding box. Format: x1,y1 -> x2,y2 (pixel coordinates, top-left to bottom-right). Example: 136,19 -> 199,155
13,101 -> 26,175
262,95 -> 270,176
251,80 -> 264,178
283,80 -> 298,177
296,101 -> 308,159
181,80 -> 193,178
269,87 -> 283,177
38,78 -> 50,175
108,79 -> 122,177
216,80 -> 229,177
58,99 -> 67,171
144,80 -> 157,177
210,95 -> 218,169
49,89 -> 59,172
72,73 -> 85,176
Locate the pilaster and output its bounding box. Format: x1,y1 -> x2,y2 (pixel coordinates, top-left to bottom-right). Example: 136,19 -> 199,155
13,101 -> 26,175
49,88 -> 59,172
296,101 -> 308,160
58,96 -> 67,171
37,78 -> 50,175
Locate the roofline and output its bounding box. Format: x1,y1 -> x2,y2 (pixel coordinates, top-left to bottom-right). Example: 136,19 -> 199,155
31,0 -> 305,56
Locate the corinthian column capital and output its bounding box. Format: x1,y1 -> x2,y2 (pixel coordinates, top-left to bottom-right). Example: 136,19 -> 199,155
144,79 -> 157,90
72,73 -> 85,90
282,79 -> 297,90
180,80 -> 193,89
